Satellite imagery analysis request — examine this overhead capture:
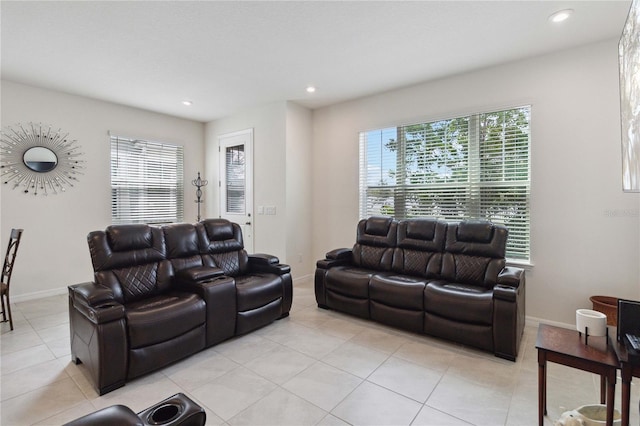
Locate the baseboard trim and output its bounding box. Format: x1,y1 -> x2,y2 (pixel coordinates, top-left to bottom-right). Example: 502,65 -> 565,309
293,274 -> 313,285
12,287 -> 68,303
525,315 -> 573,330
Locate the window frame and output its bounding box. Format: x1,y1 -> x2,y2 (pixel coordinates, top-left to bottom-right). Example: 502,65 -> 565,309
359,106 -> 531,263
110,135 -> 185,225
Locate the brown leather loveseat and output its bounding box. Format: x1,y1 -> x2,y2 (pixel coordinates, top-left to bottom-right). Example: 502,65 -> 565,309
69,219 -> 292,395
315,217 -> 525,360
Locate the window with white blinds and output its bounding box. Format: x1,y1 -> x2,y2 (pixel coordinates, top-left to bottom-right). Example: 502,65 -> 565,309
359,106 -> 531,261
110,135 -> 184,225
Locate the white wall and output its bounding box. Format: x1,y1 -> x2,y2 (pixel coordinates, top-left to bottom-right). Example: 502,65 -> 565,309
1,80 -> 204,300
311,39 -> 640,325
285,102 -> 313,279
204,101 -> 314,279
204,102 -> 288,262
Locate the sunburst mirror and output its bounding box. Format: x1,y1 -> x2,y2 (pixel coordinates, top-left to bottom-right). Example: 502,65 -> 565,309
0,123 -> 84,195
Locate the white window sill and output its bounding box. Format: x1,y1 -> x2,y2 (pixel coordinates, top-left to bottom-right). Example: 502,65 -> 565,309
506,259 -> 534,271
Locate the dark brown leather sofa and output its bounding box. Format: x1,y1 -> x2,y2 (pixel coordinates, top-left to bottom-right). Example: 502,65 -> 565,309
69,219 -> 292,395
315,217 -> 525,360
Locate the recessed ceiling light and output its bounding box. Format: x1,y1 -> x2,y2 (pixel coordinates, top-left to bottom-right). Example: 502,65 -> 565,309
306,86 -> 316,93
549,9 -> 574,23
182,100 -> 193,106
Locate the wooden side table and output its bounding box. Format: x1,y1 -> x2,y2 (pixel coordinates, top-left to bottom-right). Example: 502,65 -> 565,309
536,323 -> 619,426
610,334 -> 640,426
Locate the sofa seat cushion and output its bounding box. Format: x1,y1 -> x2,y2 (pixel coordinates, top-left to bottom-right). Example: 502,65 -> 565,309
235,273 -> 282,312
424,281 -> 493,325
370,274 -> 427,310
126,292 -> 206,348
325,266 -> 373,298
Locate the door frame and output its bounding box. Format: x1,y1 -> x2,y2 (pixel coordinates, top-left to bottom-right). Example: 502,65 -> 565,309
218,128 -> 254,252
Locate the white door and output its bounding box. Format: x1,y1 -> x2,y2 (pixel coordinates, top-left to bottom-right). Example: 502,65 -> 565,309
219,129 -> 254,252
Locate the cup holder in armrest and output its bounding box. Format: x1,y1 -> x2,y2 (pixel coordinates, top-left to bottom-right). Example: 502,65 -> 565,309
146,403 -> 183,425
137,393 -> 206,426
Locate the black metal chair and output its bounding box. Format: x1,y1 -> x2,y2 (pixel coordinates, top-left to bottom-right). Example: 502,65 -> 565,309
1,228 -> 23,331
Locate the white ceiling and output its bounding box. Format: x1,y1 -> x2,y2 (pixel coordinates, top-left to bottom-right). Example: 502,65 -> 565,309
1,1 -> 632,123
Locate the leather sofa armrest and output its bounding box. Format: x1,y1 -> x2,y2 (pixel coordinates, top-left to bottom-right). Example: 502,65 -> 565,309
68,283 -> 125,325
249,253 -> 279,264
497,266 -> 524,288
494,267 -> 524,302
248,254 -> 291,275
69,282 -> 115,307
316,248 -> 352,269
178,276 -> 237,346
493,284 -> 518,302
63,405 -> 141,426
326,248 -> 352,260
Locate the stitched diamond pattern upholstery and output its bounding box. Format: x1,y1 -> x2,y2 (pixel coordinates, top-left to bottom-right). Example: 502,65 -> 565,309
391,218 -> 446,278
454,255 -> 490,285
114,263 -> 159,303
441,221 -> 507,288
211,251 -> 242,276
398,250 -> 434,277
89,224 -> 172,304
197,219 -> 248,276
353,245 -> 392,270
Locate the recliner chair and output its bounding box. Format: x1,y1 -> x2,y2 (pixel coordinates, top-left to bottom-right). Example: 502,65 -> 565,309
197,219 -> 292,334
69,224 -> 208,395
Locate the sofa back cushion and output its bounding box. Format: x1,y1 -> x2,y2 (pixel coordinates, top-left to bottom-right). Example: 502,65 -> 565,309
197,219 -> 248,276
441,220 -> 507,288
393,218 -> 446,278
164,223 -> 205,272
88,224 -> 171,304
352,217 -> 396,271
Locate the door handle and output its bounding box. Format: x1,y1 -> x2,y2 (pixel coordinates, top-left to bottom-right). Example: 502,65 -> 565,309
245,222 -> 252,225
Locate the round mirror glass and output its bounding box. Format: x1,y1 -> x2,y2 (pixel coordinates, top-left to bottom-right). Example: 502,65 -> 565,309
23,146 -> 58,172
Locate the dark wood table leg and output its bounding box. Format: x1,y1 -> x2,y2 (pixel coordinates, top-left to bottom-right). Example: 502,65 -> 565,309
600,375 -> 606,404
538,350 -> 547,426
606,372 -> 616,426
621,364 -> 631,426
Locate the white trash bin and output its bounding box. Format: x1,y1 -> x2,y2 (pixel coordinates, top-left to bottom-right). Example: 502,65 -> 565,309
556,405 -> 621,426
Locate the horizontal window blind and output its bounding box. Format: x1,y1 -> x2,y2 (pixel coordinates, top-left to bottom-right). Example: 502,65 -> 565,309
110,135 -> 184,225
359,106 -> 531,261
225,144 -> 246,214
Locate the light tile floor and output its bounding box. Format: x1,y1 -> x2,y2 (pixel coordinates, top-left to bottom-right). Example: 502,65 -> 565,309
1,278 -> 638,425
